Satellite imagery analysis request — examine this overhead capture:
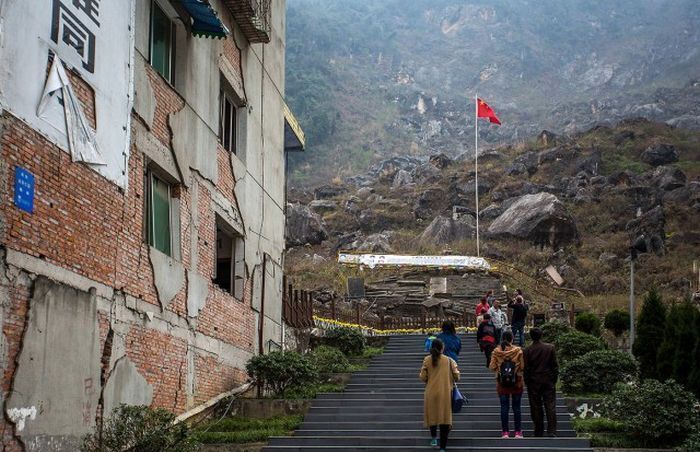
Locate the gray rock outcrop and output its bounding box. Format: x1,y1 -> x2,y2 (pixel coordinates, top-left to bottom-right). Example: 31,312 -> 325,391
286,203 -> 328,247
419,216 -> 475,245
625,205 -> 665,255
487,193 -> 578,247
641,143 -> 679,166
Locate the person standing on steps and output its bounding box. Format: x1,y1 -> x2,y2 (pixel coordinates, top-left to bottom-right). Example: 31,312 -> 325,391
486,290 -> 496,306
475,297 -> 490,318
437,320 -> 461,363
477,313 -> 497,367
420,338 -> 460,452
524,327 -> 559,438
488,300 -> 508,344
508,290 -> 529,347
489,330 -> 525,439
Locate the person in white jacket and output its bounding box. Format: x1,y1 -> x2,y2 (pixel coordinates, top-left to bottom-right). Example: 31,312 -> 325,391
488,300 -> 508,344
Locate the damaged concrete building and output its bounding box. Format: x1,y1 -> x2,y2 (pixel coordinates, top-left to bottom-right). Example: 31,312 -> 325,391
0,0 -> 304,449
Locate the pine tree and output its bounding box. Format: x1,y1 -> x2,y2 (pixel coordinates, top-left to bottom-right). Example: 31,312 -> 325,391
655,303 -> 678,380
632,288 -> 666,380
687,312 -> 700,396
671,303 -> 698,386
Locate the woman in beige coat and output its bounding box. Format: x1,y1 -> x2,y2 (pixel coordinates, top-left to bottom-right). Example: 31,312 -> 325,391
420,338 -> 460,451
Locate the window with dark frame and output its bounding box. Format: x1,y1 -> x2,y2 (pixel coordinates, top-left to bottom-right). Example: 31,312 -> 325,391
149,0 -> 175,83
213,216 -> 245,299
219,90 -> 237,154
145,171 -> 173,256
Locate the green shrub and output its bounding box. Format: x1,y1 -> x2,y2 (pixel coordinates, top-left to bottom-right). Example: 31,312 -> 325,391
540,320 -> 571,343
603,310 -> 630,336
689,314 -> 700,397
575,312 -> 601,336
81,405 -> 196,452
572,417 -> 626,433
681,430 -> 700,452
246,351 -> 318,396
193,415 -> 303,444
555,330 -> 606,364
281,382 -> 345,399
193,429 -> 286,444
310,345 -> 350,374
633,288 -> 667,379
322,327 -> 366,356
561,350 -> 638,395
602,379 -> 700,446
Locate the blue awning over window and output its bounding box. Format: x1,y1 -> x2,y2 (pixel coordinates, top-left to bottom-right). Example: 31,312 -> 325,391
179,0 -> 229,39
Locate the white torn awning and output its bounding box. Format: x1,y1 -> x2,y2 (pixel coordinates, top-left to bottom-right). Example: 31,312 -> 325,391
37,58 -> 104,166
338,253 -> 491,270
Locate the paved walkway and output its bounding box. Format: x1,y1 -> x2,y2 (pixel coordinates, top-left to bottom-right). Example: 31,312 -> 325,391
264,334 -> 592,451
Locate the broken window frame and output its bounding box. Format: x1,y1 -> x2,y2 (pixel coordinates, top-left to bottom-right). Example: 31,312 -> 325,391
213,214 -> 245,300
149,0 -> 176,84
145,170 -> 174,256
218,89 -> 238,154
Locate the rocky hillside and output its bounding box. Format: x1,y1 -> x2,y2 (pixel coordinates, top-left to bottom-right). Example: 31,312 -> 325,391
285,119 -> 700,308
286,0 -> 700,185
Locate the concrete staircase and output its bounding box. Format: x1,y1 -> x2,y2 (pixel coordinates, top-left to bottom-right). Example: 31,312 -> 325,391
264,334 -> 591,451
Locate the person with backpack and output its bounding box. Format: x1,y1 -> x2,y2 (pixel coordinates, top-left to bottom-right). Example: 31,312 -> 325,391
507,290 -> 529,346
420,338 -> 461,452
488,300 -> 508,344
524,327 -> 559,437
477,313 -> 497,367
424,332 -> 437,353
489,330 -> 525,439
437,320 -> 461,362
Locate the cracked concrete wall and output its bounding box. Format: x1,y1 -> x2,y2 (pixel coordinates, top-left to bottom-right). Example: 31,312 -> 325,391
148,247 -> 185,310
102,357 -> 153,416
6,277 -> 101,451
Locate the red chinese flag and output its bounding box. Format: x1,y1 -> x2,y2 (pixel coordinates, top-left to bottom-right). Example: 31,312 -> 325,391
477,98 -> 501,125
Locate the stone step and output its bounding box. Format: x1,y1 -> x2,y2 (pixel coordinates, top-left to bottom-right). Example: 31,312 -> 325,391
295,428 -> 578,438
302,412 -> 572,422
267,436 -> 590,448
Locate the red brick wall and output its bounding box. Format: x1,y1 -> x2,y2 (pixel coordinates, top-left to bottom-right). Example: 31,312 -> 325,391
0,29 -> 258,444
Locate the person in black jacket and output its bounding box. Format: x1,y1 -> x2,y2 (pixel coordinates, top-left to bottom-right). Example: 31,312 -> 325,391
476,313 -> 497,367
523,327 -> 559,437
507,290 -> 529,346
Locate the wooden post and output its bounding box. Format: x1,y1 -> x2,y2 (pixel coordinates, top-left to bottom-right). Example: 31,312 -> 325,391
355,302 -> 361,326
569,302 -> 575,326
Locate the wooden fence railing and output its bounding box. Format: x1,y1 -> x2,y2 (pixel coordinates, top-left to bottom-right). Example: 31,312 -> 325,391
283,278 -> 477,331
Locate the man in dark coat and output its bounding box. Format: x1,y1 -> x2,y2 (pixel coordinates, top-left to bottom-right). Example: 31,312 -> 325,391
507,289 -> 529,346
523,327 -> 559,437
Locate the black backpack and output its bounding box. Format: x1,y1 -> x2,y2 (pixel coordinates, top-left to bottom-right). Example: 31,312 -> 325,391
499,359 -> 517,387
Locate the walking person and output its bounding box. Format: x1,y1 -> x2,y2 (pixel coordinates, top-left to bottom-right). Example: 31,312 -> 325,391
437,320 -> 461,362
486,290 -> 496,306
477,313 -> 497,367
524,327 -> 559,437
420,338 -> 460,452
489,330 -> 525,439
507,290 -> 529,346
488,300 -> 508,344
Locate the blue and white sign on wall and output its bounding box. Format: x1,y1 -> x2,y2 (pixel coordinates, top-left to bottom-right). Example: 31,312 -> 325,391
14,166 -> 35,214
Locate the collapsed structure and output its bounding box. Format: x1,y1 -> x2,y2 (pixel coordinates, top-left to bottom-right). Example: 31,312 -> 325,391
0,0 -> 303,449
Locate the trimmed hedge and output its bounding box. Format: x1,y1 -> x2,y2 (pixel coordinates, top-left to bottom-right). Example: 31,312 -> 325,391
540,320 -> 571,344
310,345 -> 350,374
322,327 -> 366,356
603,379 -> 699,446
603,309 -> 630,337
246,351 -> 318,396
575,312 -> 601,336
555,330 -> 606,364
561,349 -> 638,395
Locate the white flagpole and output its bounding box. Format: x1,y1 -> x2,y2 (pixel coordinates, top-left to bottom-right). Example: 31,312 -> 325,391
474,94 -> 480,257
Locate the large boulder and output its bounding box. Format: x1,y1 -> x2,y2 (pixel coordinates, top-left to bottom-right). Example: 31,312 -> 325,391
625,205 -> 665,255
314,184 -> 347,200
419,216 -> 475,245
651,166 -> 686,191
369,156 -> 422,179
641,143 -> 679,166
392,169 -> 414,188
286,203 -> 328,247
487,193 -> 578,247
429,153 -> 453,169
308,199 -> 337,214
413,188 -> 448,220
